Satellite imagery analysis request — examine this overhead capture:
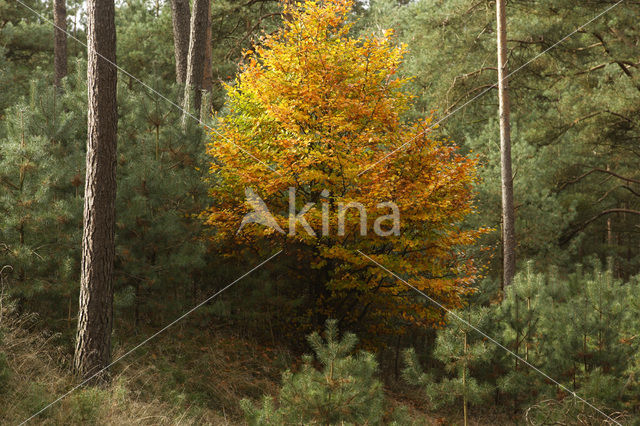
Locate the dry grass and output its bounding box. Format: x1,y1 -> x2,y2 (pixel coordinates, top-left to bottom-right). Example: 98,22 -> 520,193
1,293 -> 523,425
0,296 -> 277,425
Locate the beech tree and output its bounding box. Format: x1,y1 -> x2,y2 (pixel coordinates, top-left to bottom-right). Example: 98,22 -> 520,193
73,0 -> 118,382
204,0 -> 484,337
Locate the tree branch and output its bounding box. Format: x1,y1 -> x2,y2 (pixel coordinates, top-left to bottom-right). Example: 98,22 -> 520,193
559,167 -> 640,190
560,208 -> 640,246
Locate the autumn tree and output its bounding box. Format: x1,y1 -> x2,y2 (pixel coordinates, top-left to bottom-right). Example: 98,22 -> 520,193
204,0 -> 483,339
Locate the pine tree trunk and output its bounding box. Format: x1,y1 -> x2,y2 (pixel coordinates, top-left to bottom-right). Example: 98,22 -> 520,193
170,0 -> 190,85
74,0 -> 118,384
463,331 -> 468,426
181,0 -> 210,126
606,164 -> 614,248
201,0 -> 213,113
496,0 -> 516,289
53,0 -> 67,87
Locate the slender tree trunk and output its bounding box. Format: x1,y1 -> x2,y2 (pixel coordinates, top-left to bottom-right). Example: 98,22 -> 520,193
201,0 -> 213,114
53,0 -> 67,87
496,0 -> 516,289
170,0 -> 190,85
74,0 -> 118,383
181,0 -> 210,126
462,331 -> 468,426
606,164 -> 614,247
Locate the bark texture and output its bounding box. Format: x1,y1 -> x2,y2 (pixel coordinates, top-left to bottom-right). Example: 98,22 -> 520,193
182,0 -> 210,125
53,0 -> 67,87
74,0 -> 118,383
496,0 -> 516,288
170,0 -> 191,84
202,0 -> 213,100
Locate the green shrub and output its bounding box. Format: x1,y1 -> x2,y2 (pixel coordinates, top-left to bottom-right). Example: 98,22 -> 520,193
0,338 -> 9,393
498,261 -> 640,411
404,262 -> 640,420
402,308 -> 494,424
21,383 -> 52,420
242,319 -> 385,425
64,387 -> 108,425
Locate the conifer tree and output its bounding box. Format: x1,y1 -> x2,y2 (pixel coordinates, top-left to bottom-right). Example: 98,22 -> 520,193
170,0 -> 190,84
366,0 -> 640,278
53,0 -> 67,87
0,80 -> 83,318
495,0 -> 515,288
403,308 -> 494,425
114,81 -> 207,325
74,0 -> 118,382
535,262 -> 636,407
242,319 -> 385,425
181,0 -> 210,124
491,262 -> 638,412
496,263 -> 549,407
0,0 -> 53,112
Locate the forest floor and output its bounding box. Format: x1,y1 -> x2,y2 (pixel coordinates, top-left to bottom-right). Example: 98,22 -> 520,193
0,299 -> 517,425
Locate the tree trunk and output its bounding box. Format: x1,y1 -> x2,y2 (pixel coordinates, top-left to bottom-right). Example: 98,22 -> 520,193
496,0 -> 516,289
462,331 -> 468,426
181,0 -> 210,126
201,0 -> 213,114
53,0 -> 67,87
74,0 -> 118,384
170,0 -> 190,85
606,164 -> 614,247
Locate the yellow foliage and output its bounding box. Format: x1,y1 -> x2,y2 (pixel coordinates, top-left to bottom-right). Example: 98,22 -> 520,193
203,0 -> 486,337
